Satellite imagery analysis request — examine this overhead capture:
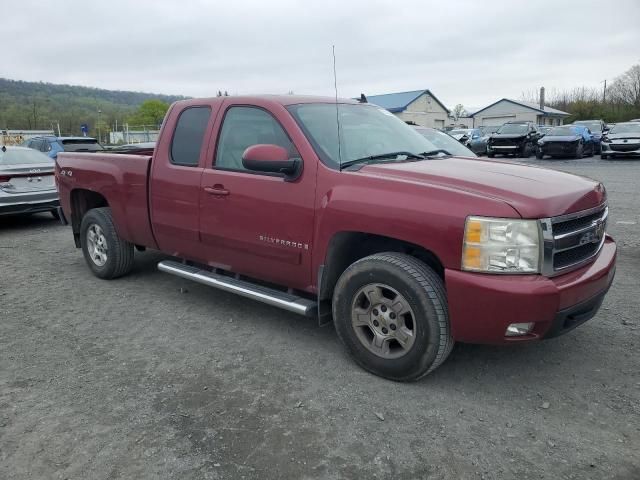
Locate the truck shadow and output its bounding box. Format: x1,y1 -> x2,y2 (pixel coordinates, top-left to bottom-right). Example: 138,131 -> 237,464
0,212 -> 60,231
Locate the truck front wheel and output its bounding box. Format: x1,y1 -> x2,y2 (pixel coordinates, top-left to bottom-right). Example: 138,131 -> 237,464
332,253 -> 453,381
80,207 -> 134,279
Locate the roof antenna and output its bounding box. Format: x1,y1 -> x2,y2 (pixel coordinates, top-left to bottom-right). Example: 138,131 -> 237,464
332,45 -> 343,170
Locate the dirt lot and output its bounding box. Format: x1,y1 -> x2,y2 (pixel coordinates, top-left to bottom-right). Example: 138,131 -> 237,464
1,156 -> 639,480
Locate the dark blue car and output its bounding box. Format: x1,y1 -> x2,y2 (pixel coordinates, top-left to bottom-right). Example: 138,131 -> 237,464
536,125 -> 595,159
23,136 -> 103,160
573,120 -> 606,154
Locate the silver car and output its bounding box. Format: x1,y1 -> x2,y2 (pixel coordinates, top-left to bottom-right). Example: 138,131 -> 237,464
0,146 -> 59,217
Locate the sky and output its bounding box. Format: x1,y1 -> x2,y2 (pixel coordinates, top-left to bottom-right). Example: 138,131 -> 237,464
4,0 -> 640,110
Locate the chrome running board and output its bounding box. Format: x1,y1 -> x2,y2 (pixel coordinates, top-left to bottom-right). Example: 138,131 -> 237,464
158,260 -> 317,317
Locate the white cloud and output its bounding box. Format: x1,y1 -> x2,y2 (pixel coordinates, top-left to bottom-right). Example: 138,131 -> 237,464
4,0 -> 640,108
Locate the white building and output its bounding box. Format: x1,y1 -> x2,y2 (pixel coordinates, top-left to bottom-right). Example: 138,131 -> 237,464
365,89 -> 450,129
470,99 -> 570,127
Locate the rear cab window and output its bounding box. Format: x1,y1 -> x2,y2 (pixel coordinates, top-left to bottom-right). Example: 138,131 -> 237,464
170,106 -> 212,166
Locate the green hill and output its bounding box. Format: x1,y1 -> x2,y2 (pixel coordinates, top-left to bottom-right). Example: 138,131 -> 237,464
0,78 -> 187,136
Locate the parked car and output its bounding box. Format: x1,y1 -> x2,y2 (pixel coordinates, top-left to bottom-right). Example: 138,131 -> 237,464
486,121 -> 541,158
412,127 -> 476,157
448,128 -> 478,144
600,122 -> 640,159
535,125 -> 595,159
0,145 -> 59,217
573,120 -> 606,154
630,119 -> 640,123
467,126 -> 499,155
56,95 -> 616,381
24,136 -> 103,159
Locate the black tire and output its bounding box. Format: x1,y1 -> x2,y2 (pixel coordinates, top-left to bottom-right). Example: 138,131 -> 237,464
50,209 -> 60,220
80,207 -> 134,279
535,148 -> 544,160
574,142 -> 584,159
600,154 -> 608,160
594,143 -> 601,155
487,152 -> 495,158
332,252 -> 453,382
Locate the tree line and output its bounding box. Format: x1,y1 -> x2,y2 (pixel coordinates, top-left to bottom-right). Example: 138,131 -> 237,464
521,63 -> 640,123
0,78 -> 185,137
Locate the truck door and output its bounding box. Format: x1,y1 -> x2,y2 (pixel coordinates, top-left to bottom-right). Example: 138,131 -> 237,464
198,102 -> 317,291
149,103 -> 218,261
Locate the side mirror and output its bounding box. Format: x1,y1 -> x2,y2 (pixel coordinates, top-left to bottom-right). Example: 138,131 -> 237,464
242,144 -> 300,177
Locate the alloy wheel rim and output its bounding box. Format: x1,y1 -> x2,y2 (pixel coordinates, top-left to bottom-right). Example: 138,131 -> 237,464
351,283 -> 417,359
86,224 -> 108,267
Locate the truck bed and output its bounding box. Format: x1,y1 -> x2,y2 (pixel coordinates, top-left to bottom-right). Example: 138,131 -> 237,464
56,152 -> 157,249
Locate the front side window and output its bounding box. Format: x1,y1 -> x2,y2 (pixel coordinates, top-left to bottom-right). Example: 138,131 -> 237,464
171,106 -> 211,166
215,107 -> 294,172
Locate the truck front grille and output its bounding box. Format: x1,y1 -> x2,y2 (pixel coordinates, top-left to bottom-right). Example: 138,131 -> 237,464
541,205 -> 608,276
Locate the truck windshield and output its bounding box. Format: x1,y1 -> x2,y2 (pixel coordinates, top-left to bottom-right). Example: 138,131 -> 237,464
496,124 -> 529,134
549,126 -> 578,136
287,103 -> 447,169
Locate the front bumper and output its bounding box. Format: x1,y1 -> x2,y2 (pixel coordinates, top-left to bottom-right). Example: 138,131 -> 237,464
445,237 -> 616,344
540,142 -> 579,156
601,143 -> 640,156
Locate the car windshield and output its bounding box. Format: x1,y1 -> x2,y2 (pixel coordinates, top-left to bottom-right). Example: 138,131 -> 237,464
574,121 -> 601,131
61,139 -> 104,152
449,129 -> 470,136
480,126 -> 498,135
0,147 -> 52,165
287,103 -> 454,168
414,128 -> 476,157
610,123 -> 640,134
496,124 -> 528,134
549,126 -> 578,136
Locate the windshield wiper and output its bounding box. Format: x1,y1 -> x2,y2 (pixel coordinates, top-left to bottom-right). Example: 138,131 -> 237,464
419,149 -> 451,158
340,151 -> 425,170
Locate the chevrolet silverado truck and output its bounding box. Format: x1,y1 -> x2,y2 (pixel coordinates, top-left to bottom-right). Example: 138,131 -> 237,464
55,95 -> 616,381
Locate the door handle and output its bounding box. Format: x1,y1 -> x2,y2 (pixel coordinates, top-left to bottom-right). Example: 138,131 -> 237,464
204,185 -> 230,196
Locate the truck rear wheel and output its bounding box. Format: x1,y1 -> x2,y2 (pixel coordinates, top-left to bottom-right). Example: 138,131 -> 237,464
80,207 -> 134,279
332,253 -> 453,381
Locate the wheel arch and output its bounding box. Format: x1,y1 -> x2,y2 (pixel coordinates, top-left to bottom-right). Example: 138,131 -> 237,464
70,189 -> 109,247
316,231 -> 445,325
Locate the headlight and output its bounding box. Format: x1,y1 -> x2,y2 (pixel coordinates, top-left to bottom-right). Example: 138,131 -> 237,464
537,140 -> 544,146
462,217 -> 541,273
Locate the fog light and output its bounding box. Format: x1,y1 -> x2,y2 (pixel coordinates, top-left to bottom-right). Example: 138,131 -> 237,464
505,322 -> 535,336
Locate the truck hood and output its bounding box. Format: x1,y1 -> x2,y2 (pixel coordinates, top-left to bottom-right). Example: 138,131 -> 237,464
361,157 -> 605,218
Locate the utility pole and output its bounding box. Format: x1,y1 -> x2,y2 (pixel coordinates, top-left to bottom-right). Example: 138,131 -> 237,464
602,79 -> 607,103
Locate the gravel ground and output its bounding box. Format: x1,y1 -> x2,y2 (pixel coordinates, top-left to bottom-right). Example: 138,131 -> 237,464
1,156 -> 639,480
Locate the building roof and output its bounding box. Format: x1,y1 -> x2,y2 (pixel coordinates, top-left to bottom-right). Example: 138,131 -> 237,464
365,89 -> 450,114
471,98 -> 570,117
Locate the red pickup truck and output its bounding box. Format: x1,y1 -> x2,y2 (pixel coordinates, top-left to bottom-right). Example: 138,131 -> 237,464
55,95 -> 616,381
